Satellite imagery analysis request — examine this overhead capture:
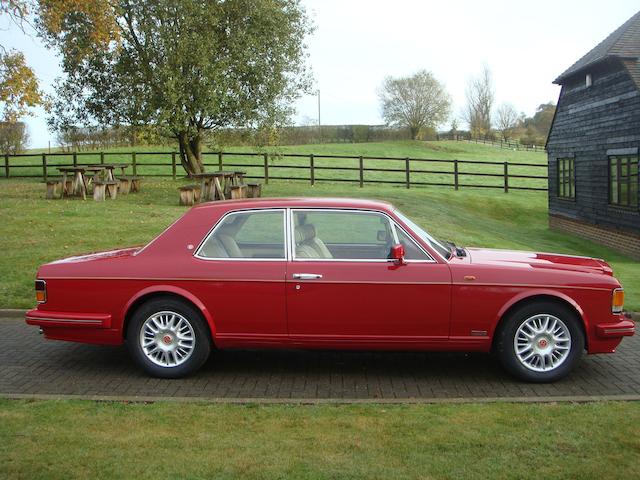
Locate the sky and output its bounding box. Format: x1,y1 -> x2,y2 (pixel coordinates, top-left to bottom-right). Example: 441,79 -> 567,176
1,0 -> 639,148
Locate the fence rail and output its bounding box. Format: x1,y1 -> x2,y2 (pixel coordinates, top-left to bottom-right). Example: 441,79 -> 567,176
437,134 -> 546,152
2,150 -> 549,192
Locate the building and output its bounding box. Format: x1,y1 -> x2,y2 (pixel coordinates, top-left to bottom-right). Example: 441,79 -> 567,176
546,10 -> 640,259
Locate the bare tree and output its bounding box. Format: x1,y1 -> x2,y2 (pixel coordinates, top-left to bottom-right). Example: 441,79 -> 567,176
495,103 -> 519,141
463,65 -> 494,138
378,70 -> 451,140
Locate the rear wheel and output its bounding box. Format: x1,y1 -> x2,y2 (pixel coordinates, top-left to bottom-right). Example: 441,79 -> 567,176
126,297 -> 211,378
495,301 -> 584,382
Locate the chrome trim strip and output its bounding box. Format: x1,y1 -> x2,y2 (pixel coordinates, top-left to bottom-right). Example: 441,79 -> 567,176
289,208 -> 436,264
26,316 -> 103,324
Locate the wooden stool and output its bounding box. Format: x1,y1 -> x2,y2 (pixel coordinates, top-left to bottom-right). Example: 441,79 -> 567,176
178,184 -> 200,206
93,181 -> 107,201
130,177 -> 141,193
230,184 -> 248,199
117,177 -> 131,194
44,179 -> 62,199
247,183 -> 262,198
104,180 -> 118,199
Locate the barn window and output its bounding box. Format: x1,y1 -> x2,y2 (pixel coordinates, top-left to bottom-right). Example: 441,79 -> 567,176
557,157 -> 575,199
609,156 -> 639,209
585,73 -> 592,87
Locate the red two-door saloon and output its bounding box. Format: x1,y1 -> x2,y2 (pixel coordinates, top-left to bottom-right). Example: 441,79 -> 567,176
26,197 -> 634,382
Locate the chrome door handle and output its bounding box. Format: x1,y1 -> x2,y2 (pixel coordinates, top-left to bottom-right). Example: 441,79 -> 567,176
292,273 -> 323,280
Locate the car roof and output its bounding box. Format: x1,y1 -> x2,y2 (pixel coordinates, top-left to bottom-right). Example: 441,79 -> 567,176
191,197 -> 395,212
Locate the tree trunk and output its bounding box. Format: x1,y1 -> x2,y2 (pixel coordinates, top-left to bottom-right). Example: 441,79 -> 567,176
177,131 -> 204,176
410,126 -> 419,140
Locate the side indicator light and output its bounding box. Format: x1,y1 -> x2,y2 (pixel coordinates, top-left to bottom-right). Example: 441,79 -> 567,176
612,288 -> 624,314
35,280 -> 46,304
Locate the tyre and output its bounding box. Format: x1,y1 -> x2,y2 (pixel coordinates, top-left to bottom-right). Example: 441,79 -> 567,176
495,301 -> 584,383
126,297 -> 211,378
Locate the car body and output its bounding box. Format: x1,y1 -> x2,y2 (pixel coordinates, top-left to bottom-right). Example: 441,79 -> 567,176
26,197 -> 634,381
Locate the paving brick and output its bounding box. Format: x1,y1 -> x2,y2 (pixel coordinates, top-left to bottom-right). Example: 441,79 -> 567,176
2,318 -> 640,399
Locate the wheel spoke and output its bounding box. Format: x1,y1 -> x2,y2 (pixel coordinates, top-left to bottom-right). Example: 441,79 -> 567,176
513,314 -> 572,373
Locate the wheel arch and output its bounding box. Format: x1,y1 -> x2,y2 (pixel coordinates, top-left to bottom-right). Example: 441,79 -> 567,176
121,286 -> 216,341
491,291 -> 589,352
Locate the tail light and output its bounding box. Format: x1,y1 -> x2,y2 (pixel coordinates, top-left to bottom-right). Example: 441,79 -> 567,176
35,280 -> 46,304
612,288 -> 624,314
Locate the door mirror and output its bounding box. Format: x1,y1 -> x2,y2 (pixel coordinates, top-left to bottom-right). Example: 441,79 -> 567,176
390,244 -> 406,265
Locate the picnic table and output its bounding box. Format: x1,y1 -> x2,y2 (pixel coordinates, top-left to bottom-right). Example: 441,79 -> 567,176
192,170 -> 246,202
57,166 -> 89,200
88,163 -> 129,181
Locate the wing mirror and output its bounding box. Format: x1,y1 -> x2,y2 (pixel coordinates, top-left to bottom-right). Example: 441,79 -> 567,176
390,244 -> 406,265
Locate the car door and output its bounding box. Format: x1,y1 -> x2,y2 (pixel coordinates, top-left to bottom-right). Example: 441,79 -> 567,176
286,209 -> 451,347
191,208 -> 287,344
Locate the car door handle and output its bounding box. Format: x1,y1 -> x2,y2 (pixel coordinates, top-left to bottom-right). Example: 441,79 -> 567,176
292,273 -> 323,280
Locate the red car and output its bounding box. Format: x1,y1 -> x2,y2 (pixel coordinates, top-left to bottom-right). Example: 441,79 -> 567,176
26,197 -> 633,382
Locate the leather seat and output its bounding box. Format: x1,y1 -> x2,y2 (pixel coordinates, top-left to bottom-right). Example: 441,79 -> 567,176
217,231 -> 243,257
295,224 -> 333,259
199,237 -> 229,258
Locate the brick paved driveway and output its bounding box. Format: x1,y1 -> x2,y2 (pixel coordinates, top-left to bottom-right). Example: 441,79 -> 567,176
1,317 -> 638,400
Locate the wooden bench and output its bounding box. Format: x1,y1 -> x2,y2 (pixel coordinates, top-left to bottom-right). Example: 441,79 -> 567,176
178,184 -> 201,206
230,184 -> 248,199
44,178 -> 63,199
247,183 -> 262,198
130,176 -> 142,193
93,180 -> 119,201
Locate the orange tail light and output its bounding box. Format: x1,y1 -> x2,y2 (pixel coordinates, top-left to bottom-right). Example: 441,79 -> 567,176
35,280 -> 46,304
612,288 -> 624,314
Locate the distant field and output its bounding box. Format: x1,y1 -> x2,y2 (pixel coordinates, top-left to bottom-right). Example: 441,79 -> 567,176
10,140 -> 548,191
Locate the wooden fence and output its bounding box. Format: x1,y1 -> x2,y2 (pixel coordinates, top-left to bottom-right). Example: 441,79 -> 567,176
437,134 -> 546,152
2,150 -> 549,192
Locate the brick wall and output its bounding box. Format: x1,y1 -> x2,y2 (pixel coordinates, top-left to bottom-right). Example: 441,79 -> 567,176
549,214 -> 640,260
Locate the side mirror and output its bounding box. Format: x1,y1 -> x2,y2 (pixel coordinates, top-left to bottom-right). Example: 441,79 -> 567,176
390,244 -> 406,265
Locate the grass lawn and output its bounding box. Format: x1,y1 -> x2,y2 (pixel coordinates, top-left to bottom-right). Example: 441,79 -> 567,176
10,140 -> 548,190
1,399 -> 639,479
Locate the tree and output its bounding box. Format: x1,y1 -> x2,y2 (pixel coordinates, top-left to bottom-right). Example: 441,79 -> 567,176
0,50 -> 42,121
0,120 -> 29,153
378,70 -> 451,140
495,103 -> 519,141
41,0 -> 312,175
463,65 -> 494,138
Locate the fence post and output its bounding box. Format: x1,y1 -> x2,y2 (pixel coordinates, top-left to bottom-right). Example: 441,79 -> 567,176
100,151 -> 105,164
504,162 -> 509,193
263,153 -> 269,184
454,159 -> 459,190
72,152 -> 77,167
310,154 -> 315,185
132,152 -> 137,176
4,153 -> 9,178
359,156 -> 364,187
171,152 -> 177,180
218,152 -> 223,171
405,157 -> 410,188
42,153 -> 47,181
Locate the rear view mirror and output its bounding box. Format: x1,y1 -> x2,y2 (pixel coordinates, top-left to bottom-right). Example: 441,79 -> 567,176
390,244 -> 406,265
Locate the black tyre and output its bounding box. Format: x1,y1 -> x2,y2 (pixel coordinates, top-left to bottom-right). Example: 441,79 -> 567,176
126,297 -> 211,378
495,301 -> 584,383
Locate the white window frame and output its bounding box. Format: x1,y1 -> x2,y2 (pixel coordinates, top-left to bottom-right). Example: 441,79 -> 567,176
194,208 -> 288,262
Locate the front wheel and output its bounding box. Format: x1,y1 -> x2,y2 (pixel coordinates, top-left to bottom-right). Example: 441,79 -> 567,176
126,297 -> 211,378
495,301 -> 584,382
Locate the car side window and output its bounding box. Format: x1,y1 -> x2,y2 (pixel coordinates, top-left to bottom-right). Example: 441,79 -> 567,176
197,210 -> 285,259
395,226 -> 431,261
293,210 -> 394,260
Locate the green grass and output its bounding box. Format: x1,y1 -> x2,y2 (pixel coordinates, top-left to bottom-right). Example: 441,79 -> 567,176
0,177 -> 638,310
1,399 -> 639,479
9,140 -> 548,190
